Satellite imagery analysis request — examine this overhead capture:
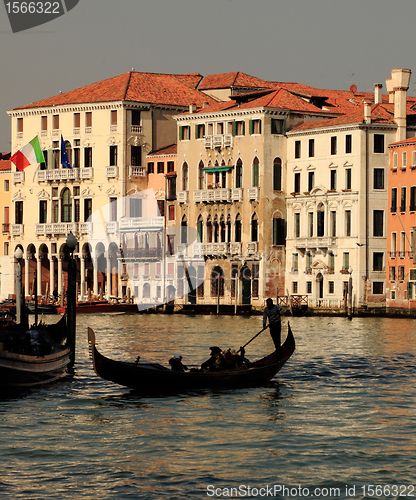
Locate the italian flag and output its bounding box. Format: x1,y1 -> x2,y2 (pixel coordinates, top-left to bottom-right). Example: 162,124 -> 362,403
11,136 -> 44,172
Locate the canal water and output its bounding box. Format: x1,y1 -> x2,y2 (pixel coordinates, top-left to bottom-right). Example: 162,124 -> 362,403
0,314 -> 416,499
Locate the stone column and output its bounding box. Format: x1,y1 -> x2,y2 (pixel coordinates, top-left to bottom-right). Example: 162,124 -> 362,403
58,255 -> 63,298
93,256 -> 98,297
50,257 -> 55,300
106,252 -> 111,299
80,255 -> 85,301
37,256 -> 42,297
25,256 -> 30,298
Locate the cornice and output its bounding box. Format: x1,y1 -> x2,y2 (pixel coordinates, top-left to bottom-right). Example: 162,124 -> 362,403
8,102 -> 125,117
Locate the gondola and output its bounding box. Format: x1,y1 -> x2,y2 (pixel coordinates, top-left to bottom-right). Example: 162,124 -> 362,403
0,314 -> 71,389
87,324 -> 295,393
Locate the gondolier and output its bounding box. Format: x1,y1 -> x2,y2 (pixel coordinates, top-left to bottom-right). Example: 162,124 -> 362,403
263,298 -> 284,353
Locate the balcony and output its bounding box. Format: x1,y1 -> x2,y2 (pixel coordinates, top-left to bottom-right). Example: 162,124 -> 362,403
247,187 -> 260,202
202,243 -> 229,255
11,224 -> 23,236
106,221 -> 118,234
119,217 -> 164,231
122,248 -> 162,260
38,168 -> 79,182
231,188 -> 243,202
306,237 -> 336,249
106,166 -> 118,179
178,191 -> 189,204
79,222 -> 92,235
246,242 -> 258,254
13,172 -> 24,184
2,223 -> 10,234
295,238 -> 307,249
229,242 -> 242,256
204,134 -> 233,149
192,243 -> 204,256
35,222 -> 77,236
193,188 -> 231,203
129,166 -> 146,178
176,243 -> 188,256
131,125 -> 143,134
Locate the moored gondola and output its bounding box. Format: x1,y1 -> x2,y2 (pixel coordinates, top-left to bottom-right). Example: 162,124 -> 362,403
88,324 -> 295,393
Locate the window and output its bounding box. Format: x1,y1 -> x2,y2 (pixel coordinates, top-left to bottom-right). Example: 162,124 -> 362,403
252,157 -> 259,187
306,281 -> 312,294
308,212 -> 313,237
3,206 -> 9,233
111,110 -> 117,127
182,162 -> 188,191
52,141 -> 60,169
389,266 -> 396,281
4,180 -> 9,192
308,139 -> 314,158
131,146 -> 141,166
343,252 -> 350,270
168,205 -> 175,221
109,146 -> 118,166
374,134 -> 385,153
251,214 -> 258,242
157,162 -> 164,174
273,158 -> 282,191
294,213 -> 300,238
157,200 -> 165,217
373,210 -> 384,237
295,141 -> 301,159
373,252 -> 384,271
233,121 -> 245,136
329,281 -> 335,294
292,253 -> 299,272
4,242 -> 9,256
73,113 -> 80,131
345,210 -> 351,236
41,116 -> 47,132
317,204 -> 324,237
400,232 -> 406,258
74,197 -> 80,223
181,218 -> 188,244
84,199 -> 92,222
85,112 -> 92,129
330,170 -> 337,190
236,159 -> 243,188
61,188 -> 72,222
109,197 -> 117,222
249,119 -> 261,134
53,115 -> 59,131
271,119 -> 285,135
39,200 -> 47,224
413,151 -> 416,167
411,187 -> 416,211
73,140 -> 80,168
391,188 -> 397,213
308,171 -> 314,192
179,126 -> 190,140
391,232 -> 397,258
235,215 -> 242,242
167,161 -> 175,173
131,110 -> 141,126
84,147 -> 92,169
196,124 -> 205,139
293,282 -> 298,294
331,136 -> 337,155
330,211 -> 336,237
402,151 -> 407,169
294,172 -> 300,194
328,251 -> 335,272
373,282 -> 384,294
167,176 -> 176,200
273,218 -> 285,245
398,266 -> 405,281
345,168 -> 352,190
374,169 -> 384,189
393,153 -> 398,170
345,134 -> 352,154
130,198 -> 142,218
147,162 -> 154,174
401,187 -> 406,212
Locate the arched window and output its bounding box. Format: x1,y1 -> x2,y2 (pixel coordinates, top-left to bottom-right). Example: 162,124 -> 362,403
143,283 -> 151,299
235,213 -> 242,243
197,215 -> 203,243
236,159 -> 243,188
182,162 -> 188,191
220,215 -> 226,243
211,266 -> 224,297
252,157 -> 259,187
198,161 -> 204,190
181,216 -> 188,244
273,216 -> 285,245
206,216 -> 212,243
317,203 -> 325,237
273,158 -> 282,191
226,214 -> 231,243
213,216 -> 219,243
251,213 -> 258,242
61,188 -> 72,222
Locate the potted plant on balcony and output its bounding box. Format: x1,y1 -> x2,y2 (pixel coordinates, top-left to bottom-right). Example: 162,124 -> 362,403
207,183 -> 213,189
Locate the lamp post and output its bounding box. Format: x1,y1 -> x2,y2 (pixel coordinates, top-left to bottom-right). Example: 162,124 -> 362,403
66,231 -> 77,364
14,247 -> 23,325
348,266 -> 353,320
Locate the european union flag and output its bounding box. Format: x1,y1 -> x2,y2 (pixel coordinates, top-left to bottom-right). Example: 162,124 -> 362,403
61,135 -> 71,168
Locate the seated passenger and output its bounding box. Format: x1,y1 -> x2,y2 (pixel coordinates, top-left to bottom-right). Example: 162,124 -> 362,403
169,353 -> 188,372
201,346 -> 225,372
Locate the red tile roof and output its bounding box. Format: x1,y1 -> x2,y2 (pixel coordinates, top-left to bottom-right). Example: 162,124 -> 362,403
389,136 -> 416,147
14,72 -> 214,110
0,160 -> 11,171
198,72 -> 273,91
148,144 -> 177,156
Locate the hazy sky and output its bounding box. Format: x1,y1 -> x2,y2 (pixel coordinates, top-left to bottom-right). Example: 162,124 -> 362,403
1,0 -> 416,152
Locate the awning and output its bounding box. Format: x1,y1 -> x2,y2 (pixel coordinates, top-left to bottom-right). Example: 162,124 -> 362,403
203,167 -> 233,173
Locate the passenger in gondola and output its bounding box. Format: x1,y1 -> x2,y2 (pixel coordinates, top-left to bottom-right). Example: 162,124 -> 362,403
201,346 -> 225,372
169,353 -> 188,372
263,298 -> 284,354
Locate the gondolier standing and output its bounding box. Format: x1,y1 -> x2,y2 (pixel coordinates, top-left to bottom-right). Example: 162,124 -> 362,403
263,298 -> 284,353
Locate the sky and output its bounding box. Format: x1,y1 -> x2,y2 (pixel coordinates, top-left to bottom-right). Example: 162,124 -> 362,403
1,0 -> 416,152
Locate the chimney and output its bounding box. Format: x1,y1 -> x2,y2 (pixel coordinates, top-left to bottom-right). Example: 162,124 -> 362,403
374,84 -> 383,104
364,101 -> 371,124
189,104 -> 196,113
385,78 -> 394,103
391,68 -> 411,141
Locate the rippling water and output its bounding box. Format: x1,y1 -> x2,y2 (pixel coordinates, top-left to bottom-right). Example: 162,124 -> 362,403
1,314 -> 416,499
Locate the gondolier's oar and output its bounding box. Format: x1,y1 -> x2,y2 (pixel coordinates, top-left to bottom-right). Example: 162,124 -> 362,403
237,321 -> 279,353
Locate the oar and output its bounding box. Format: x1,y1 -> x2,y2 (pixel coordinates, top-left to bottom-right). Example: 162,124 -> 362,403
237,322 -> 278,353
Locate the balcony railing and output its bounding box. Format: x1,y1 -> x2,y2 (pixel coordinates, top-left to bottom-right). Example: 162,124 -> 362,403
202,243 -> 229,255
35,222 -> 77,236
129,166 -> 146,178
131,125 -> 143,134
11,224 -> 23,236
178,191 -> 189,204
229,242 -> 242,256
247,187 -> 260,202
38,168 -> 79,182
106,166 -> 118,178
122,248 -> 162,259
204,134 -> 233,149
106,221 -> 118,234
246,242 -> 258,254
119,217 -> 164,231
13,172 -> 25,184
231,188 -> 243,202
193,188 -> 231,203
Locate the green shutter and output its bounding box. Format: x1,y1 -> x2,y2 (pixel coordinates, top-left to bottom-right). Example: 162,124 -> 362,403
407,282 -> 413,299
273,218 -> 278,245
232,122 -> 237,136
282,120 -> 286,136
249,120 -> 254,135
179,126 -> 183,141
195,124 -> 199,139
242,121 -> 245,135
253,163 -> 259,187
